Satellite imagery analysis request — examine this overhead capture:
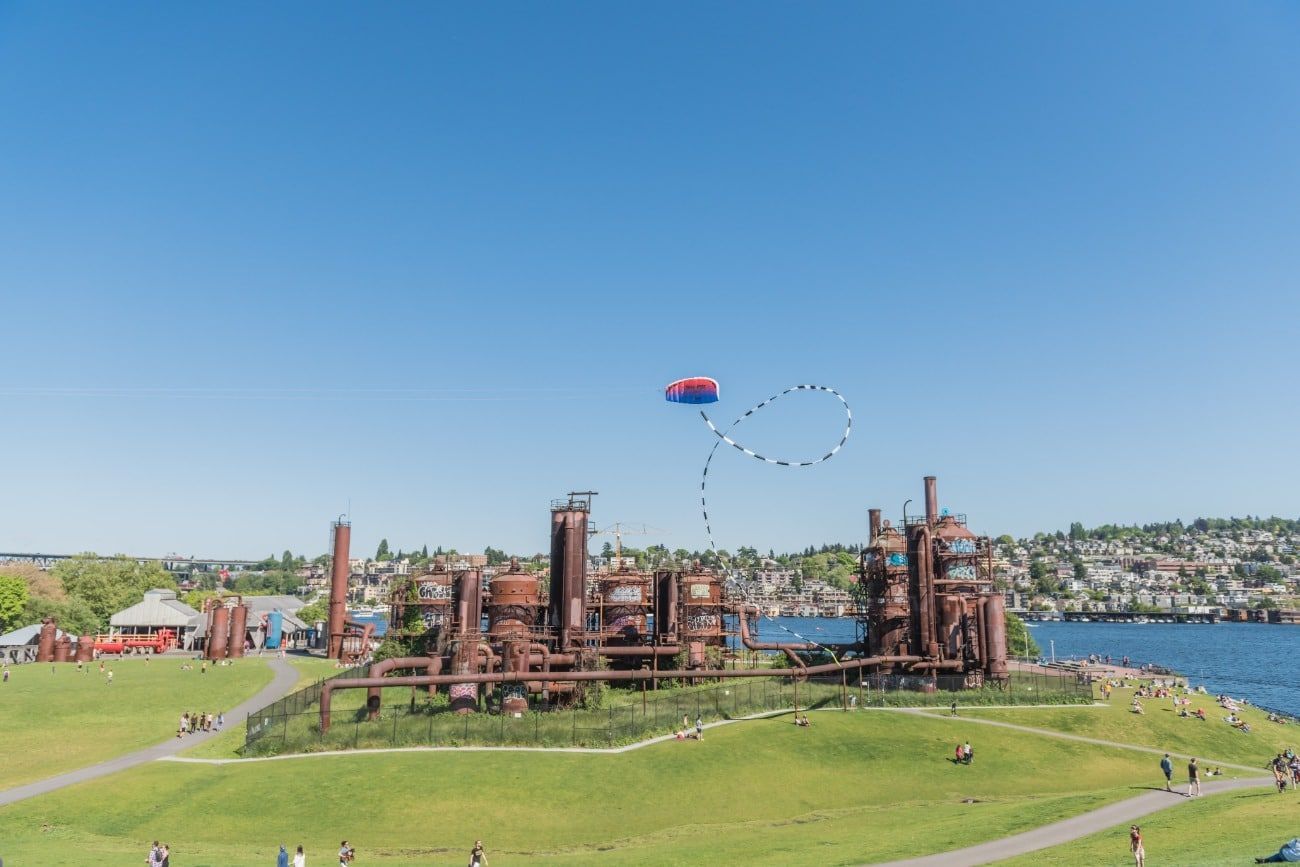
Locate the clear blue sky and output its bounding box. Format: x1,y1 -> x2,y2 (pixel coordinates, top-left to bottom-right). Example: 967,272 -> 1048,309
2,3 -> 1298,559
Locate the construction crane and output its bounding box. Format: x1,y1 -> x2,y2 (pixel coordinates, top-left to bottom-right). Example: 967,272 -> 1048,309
591,522 -> 669,562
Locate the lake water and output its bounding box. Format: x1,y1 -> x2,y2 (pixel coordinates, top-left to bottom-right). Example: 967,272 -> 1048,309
350,613 -> 1300,715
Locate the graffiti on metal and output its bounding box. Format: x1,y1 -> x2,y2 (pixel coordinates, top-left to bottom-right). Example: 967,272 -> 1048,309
689,584 -> 713,599
449,683 -> 477,701
685,613 -> 720,632
605,585 -> 643,603
420,610 -> 446,628
417,581 -> 452,600
947,539 -> 977,555
946,564 -> 977,580
887,553 -> 908,567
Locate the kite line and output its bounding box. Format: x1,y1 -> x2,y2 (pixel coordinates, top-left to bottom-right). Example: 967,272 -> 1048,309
684,383 -> 853,657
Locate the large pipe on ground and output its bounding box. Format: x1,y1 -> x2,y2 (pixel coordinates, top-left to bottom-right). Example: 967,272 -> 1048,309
366,656 -> 443,718
320,654 -> 924,731
914,525 -> 939,659
327,519 -> 351,660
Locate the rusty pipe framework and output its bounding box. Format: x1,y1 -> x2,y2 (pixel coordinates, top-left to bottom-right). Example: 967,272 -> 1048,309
319,654 -> 924,731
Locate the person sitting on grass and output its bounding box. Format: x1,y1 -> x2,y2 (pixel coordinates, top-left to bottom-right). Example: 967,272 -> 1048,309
1131,699 -> 1144,715
1255,837 -> 1300,863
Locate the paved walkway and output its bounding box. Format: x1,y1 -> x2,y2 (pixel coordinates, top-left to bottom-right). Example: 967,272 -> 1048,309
0,657 -> 298,807
882,776 -> 1269,866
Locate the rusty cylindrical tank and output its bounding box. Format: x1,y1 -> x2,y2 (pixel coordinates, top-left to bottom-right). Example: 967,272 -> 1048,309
679,572 -> 724,644
599,573 -> 650,642
208,605 -> 230,660
327,519 -> 352,660
982,594 -> 1009,681
75,635 -> 95,663
227,604 -> 249,658
487,562 -> 541,640
53,634 -> 72,663
36,618 -> 57,662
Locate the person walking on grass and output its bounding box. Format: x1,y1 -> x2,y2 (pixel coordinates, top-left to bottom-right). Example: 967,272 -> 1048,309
278,845 -> 289,867
469,839 -> 488,867
1188,757 -> 1202,797
696,714 -> 703,741
1130,825 -> 1145,867
1160,753 -> 1173,792
147,840 -> 161,866
950,700 -> 958,717
293,845 -> 306,867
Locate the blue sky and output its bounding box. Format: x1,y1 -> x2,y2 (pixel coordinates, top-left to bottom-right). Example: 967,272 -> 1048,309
2,3 -> 1298,559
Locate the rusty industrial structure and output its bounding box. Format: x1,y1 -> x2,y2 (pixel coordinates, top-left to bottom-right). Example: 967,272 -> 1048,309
317,477 -> 1009,730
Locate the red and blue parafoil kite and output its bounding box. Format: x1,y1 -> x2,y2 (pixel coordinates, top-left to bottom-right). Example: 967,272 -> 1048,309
664,376 -> 720,405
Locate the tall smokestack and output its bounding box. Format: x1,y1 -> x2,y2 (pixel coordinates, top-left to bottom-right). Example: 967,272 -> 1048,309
327,519 -> 351,659
924,476 -> 939,525
868,508 -> 882,542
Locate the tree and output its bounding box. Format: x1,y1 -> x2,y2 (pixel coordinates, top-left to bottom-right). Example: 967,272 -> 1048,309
0,575 -> 29,632
21,594 -> 99,636
0,561 -> 65,602
483,546 -> 508,566
281,550 -> 296,572
296,598 -> 328,624
1072,559 -> 1088,583
375,539 -> 391,561
1004,612 -> 1040,659
52,555 -> 176,630
1068,522 -> 1086,541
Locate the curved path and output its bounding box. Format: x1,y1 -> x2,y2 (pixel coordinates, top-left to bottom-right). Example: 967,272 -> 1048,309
882,776 -> 1269,866
879,708 -> 1271,865
0,656 -> 298,807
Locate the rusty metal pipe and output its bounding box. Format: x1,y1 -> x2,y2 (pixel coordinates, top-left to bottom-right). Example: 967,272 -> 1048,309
327,520 -> 351,660
366,656 -> 444,718
596,645 -> 681,656
868,508 -> 882,542
924,475 -> 938,525
319,655 -> 921,731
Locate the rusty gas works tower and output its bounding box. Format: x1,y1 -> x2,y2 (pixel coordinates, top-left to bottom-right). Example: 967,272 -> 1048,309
861,476 -> 1008,685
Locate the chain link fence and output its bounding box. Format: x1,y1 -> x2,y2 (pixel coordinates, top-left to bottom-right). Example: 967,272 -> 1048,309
244,667 -> 1089,756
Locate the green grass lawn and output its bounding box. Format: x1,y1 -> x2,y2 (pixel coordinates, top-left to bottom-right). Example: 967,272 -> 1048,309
996,785 -> 1300,866
963,692 -> 1295,769
181,654 -> 342,760
0,657 -> 273,787
2,710 -> 1175,866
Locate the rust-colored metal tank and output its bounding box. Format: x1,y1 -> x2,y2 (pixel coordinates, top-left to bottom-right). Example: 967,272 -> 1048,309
52,634 -> 72,662
75,635 -> 95,663
208,604 -> 230,660
982,593 -> 1009,681
36,618 -> 57,662
394,568 -> 455,642
327,519 -> 352,660
864,520 -> 912,662
227,604 -> 249,658
679,570 -> 725,645
598,571 -> 651,642
548,492 -> 593,648
488,561 -> 542,640
455,568 -> 484,636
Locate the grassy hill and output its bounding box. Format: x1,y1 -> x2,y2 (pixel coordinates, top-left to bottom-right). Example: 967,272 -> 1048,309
2,709 -> 1166,866
0,656 -> 273,787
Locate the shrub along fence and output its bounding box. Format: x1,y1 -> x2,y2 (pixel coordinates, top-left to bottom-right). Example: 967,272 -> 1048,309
243,667 -> 1089,756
